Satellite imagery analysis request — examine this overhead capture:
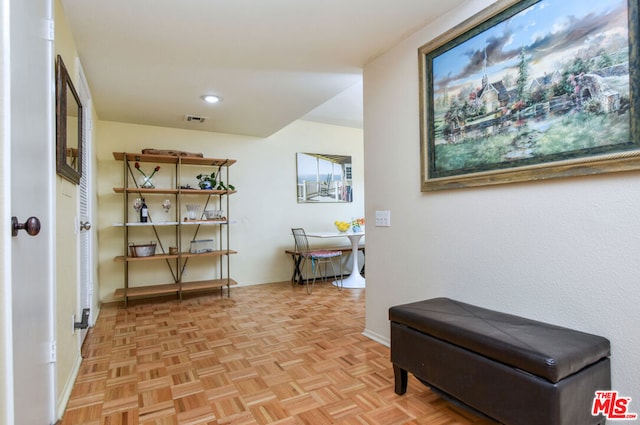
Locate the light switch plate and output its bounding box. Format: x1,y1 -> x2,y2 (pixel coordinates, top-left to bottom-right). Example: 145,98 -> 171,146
375,210 -> 391,227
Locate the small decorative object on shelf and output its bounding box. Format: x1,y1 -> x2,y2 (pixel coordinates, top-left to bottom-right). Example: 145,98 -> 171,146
134,162 -> 160,188
204,209 -> 223,220
335,220 -> 350,233
161,199 -> 171,217
197,170 -> 236,191
190,239 -> 215,254
133,198 -> 142,219
197,171 -> 217,189
140,176 -> 154,189
129,242 -> 156,257
185,204 -> 200,220
140,198 -> 149,222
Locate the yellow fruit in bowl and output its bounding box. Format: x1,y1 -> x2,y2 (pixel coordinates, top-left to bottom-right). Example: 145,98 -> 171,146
334,220 -> 350,232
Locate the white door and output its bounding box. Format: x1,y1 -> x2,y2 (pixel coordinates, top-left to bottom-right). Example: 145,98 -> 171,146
8,0 -> 56,423
77,61 -> 92,343
79,158 -> 91,343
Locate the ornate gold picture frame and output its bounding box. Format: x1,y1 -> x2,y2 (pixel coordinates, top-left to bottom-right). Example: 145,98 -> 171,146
420,0 -> 638,191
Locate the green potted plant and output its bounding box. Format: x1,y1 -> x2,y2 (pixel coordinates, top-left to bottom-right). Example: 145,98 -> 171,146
196,171 -> 236,191
216,181 -> 236,191
196,172 -> 217,190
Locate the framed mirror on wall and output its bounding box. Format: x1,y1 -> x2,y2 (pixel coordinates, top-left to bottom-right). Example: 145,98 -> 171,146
296,152 -> 353,203
56,55 -> 83,184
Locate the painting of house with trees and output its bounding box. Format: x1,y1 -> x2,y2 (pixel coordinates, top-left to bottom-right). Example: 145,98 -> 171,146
428,0 -> 631,177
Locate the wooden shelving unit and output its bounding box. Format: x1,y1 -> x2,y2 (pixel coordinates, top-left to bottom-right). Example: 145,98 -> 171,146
113,152 -> 237,306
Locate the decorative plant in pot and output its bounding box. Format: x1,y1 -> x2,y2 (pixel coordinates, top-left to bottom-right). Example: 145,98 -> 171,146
196,171 -> 217,190
134,163 -> 160,188
196,171 -> 236,191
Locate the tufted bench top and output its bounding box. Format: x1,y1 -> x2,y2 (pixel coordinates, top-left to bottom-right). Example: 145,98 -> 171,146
389,297 -> 610,383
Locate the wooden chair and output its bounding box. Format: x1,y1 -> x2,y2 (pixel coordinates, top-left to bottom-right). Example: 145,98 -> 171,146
291,228 -> 343,294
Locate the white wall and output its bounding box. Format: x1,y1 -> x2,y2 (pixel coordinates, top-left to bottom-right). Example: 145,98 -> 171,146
363,0 -> 640,402
97,119 -> 364,302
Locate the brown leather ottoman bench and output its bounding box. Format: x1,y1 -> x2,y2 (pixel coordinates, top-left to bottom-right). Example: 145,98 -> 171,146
389,298 -> 611,425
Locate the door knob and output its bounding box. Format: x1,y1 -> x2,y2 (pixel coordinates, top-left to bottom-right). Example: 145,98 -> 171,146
11,216 -> 41,237
80,221 -> 91,231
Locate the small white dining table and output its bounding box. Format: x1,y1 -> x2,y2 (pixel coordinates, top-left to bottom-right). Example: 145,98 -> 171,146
306,230 -> 365,288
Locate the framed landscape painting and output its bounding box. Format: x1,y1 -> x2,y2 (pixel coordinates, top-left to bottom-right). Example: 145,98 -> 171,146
419,0 -> 639,191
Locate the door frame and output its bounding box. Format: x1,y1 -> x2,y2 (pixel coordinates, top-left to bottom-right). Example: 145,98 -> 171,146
1,0 -> 15,422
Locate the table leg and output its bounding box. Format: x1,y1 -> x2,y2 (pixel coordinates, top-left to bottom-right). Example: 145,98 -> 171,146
333,233 -> 365,288
291,253 -> 304,285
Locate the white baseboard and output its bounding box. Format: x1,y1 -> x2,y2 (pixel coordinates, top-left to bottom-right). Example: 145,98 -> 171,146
90,303 -> 101,327
56,351 -> 82,421
56,303 -> 100,421
362,328 -> 390,347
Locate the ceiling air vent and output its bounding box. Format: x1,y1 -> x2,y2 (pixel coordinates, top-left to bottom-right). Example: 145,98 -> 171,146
184,114 -> 208,123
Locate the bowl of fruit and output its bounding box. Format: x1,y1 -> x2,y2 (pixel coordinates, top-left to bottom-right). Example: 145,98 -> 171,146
334,220 -> 350,233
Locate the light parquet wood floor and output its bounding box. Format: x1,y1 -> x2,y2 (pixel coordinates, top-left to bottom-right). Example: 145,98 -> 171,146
60,281 -> 496,425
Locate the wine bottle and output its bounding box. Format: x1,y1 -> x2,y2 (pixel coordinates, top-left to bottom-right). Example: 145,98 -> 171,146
140,198 -> 148,222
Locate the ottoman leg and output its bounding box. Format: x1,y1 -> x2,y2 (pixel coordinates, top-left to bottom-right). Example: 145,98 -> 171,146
393,364 -> 408,395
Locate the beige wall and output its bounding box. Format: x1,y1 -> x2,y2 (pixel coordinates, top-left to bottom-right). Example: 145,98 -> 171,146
54,0 -> 100,416
97,119 -> 364,302
363,0 -> 640,399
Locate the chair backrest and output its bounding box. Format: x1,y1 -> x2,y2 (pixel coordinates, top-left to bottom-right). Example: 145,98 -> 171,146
291,228 -> 310,253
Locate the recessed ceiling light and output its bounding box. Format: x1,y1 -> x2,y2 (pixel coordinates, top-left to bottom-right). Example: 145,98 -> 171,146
201,94 -> 222,104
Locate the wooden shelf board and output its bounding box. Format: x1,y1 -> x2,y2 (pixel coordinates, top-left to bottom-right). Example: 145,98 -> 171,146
113,152 -> 236,167
113,222 -> 179,227
113,187 -> 236,195
181,220 -> 228,226
114,250 -> 236,261
182,218 -> 227,224
114,254 -> 180,262
181,249 -> 238,258
180,189 -> 237,195
114,283 -> 180,298
181,279 -> 238,292
113,187 -> 180,194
